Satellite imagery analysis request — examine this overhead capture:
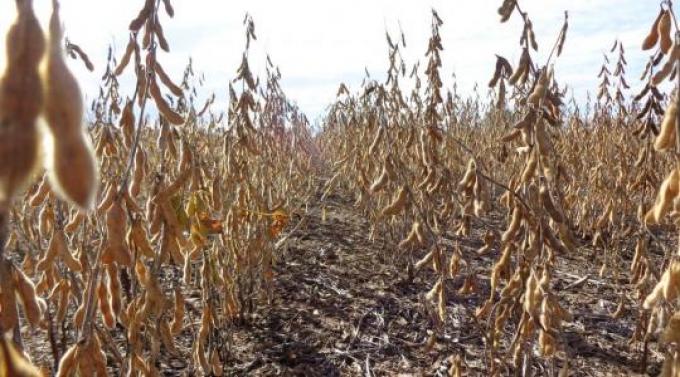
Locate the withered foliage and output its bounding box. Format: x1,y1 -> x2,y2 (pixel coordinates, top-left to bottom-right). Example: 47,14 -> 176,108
2,0 -> 680,376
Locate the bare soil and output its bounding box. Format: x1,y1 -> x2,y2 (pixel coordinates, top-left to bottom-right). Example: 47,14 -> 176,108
216,191 -> 665,376
21,190 -> 670,376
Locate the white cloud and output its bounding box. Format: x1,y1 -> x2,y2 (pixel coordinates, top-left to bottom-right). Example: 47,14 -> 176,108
0,0 -> 663,119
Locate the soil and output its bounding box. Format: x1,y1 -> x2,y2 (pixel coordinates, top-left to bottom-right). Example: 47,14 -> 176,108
209,192 -> 665,376
20,189 -> 669,376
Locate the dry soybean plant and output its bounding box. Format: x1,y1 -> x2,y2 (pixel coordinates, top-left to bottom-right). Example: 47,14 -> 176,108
0,0 -> 317,376
3,0 -> 680,375
317,0 -> 680,375
320,2 -> 579,373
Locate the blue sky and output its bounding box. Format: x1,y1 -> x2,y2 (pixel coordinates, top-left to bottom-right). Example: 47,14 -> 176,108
0,0 -> 662,121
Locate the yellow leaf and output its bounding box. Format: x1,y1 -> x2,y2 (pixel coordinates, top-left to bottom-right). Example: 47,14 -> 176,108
269,209 -> 288,237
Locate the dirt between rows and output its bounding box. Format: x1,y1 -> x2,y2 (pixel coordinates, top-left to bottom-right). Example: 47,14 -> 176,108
217,191 -> 666,376
21,190 -> 669,376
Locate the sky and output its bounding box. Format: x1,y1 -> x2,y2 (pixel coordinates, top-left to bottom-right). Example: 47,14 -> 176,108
0,0 -> 662,122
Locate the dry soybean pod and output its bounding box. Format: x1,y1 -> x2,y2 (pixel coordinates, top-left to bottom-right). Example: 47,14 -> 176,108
42,0 -> 97,210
